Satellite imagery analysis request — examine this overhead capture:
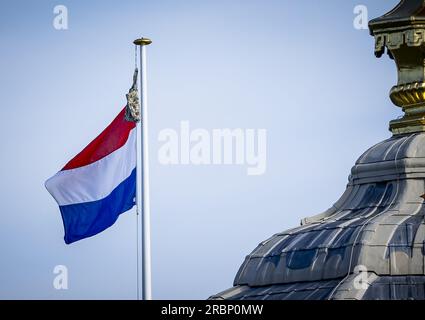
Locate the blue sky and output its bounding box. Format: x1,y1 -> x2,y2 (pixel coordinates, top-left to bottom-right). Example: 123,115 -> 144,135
0,0 -> 400,299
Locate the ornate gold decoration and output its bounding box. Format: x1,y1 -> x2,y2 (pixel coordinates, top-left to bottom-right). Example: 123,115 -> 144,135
374,28 -> 425,57
390,82 -> 425,107
389,116 -> 425,135
369,0 -> 425,135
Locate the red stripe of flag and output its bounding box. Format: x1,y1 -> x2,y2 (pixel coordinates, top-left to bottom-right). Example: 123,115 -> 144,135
62,108 -> 136,171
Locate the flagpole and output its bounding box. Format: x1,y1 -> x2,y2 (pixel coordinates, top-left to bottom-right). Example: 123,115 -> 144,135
134,37 -> 152,300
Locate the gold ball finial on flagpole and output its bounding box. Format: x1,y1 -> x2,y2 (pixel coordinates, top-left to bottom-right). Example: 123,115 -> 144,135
133,38 -> 152,46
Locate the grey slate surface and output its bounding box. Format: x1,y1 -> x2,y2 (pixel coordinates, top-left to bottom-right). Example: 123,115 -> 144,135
211,133 -> 425,300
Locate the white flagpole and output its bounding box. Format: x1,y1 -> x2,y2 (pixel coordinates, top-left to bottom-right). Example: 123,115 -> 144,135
134,37 -> 152,300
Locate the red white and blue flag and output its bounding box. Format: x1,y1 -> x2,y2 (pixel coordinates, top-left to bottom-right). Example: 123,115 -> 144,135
45,108 -> 137,244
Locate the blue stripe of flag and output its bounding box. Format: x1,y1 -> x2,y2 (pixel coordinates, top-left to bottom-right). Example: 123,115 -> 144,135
59,168 -> 136,244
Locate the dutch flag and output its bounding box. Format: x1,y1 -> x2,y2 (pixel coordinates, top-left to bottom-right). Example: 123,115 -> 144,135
45,108 -> 137,244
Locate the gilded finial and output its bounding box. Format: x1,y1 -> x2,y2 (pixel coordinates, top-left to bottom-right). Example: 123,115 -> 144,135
133,38 -> 152,46
369,0 -> 425,135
